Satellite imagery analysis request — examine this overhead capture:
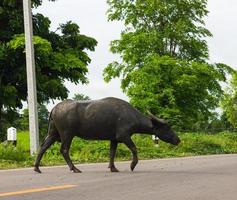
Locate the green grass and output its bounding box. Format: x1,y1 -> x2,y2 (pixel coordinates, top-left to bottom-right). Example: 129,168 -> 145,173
1,131 -> 237,169
18,131 -> 30,151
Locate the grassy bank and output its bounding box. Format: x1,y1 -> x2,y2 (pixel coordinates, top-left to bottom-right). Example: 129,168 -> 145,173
1,131 -> 237,169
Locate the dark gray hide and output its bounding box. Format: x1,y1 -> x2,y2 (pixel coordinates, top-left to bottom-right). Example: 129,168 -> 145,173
34,97 -> 180,173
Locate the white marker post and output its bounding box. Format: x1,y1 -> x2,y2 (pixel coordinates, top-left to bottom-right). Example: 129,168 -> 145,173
23,0 -> 39,155
7,127 -> 17,146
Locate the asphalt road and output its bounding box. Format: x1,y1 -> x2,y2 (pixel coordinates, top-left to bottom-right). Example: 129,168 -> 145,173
0,154 -> 237,200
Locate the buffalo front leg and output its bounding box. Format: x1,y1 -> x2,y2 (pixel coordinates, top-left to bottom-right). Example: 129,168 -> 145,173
108,140 -> 119,172
34,134 -> 58,173
123,137 -> 138,171
60,136 -> 81,173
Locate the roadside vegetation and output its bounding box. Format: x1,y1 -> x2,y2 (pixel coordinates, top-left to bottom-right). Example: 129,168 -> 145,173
1,131 -> 237,169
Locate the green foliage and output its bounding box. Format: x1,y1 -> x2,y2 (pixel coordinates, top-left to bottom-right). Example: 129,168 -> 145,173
1,131 -> 237,169
221,73 -> 237,127
16,104 -> 49,142
104,0 -> 234,129
16,109 -> 29,131
106,0 -> 211,65
0,131 -> 32,168
205,113 -> 233,132
17,131 -> 30,151
72,93 -> 91,101
126,55 -> 230,129
0,1 -> 97,140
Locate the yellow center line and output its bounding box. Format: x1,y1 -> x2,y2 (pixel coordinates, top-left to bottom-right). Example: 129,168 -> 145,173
0,184 -> 77,197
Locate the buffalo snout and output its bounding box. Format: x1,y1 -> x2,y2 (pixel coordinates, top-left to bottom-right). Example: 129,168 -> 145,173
171,136 -> 181,145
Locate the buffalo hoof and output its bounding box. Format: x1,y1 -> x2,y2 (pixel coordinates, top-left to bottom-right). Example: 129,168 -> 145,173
71,166 -> 82,173
130,160 -> 138,171
34,166 -> 42,173
110,166 -> 119,172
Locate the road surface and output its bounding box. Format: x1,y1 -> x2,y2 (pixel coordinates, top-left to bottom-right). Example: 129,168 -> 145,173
0,154 -> 237,200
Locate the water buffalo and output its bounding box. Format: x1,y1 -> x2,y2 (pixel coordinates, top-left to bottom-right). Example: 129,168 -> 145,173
34,97 -> 180,173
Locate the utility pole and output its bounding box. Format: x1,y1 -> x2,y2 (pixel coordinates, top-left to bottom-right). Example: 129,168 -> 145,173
23,0 -> 39,155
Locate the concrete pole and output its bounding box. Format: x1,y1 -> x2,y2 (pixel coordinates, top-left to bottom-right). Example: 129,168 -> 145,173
23,0 -> 39,155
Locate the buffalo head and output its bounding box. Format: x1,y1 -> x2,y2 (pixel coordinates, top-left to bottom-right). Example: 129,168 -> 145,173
148,113 -> 181,145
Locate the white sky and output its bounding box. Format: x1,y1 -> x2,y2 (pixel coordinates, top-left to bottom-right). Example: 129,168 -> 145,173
35,0 -> 237,108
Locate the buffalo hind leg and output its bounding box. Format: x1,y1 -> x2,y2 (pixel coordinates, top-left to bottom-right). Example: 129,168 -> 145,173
60,136 -> 81,173
34,134 -> 58,173
123,137 -> 138,171
108,140 -> 119,172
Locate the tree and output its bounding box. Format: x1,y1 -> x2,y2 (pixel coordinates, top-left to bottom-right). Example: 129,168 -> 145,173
73,93 -> 91,101
0,1 -> 97,140
16,104 -> 49,141
206,113 -> 233,133
125,56 -> 230,129
221,73 -> 237,128
104,0 -> 233,129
